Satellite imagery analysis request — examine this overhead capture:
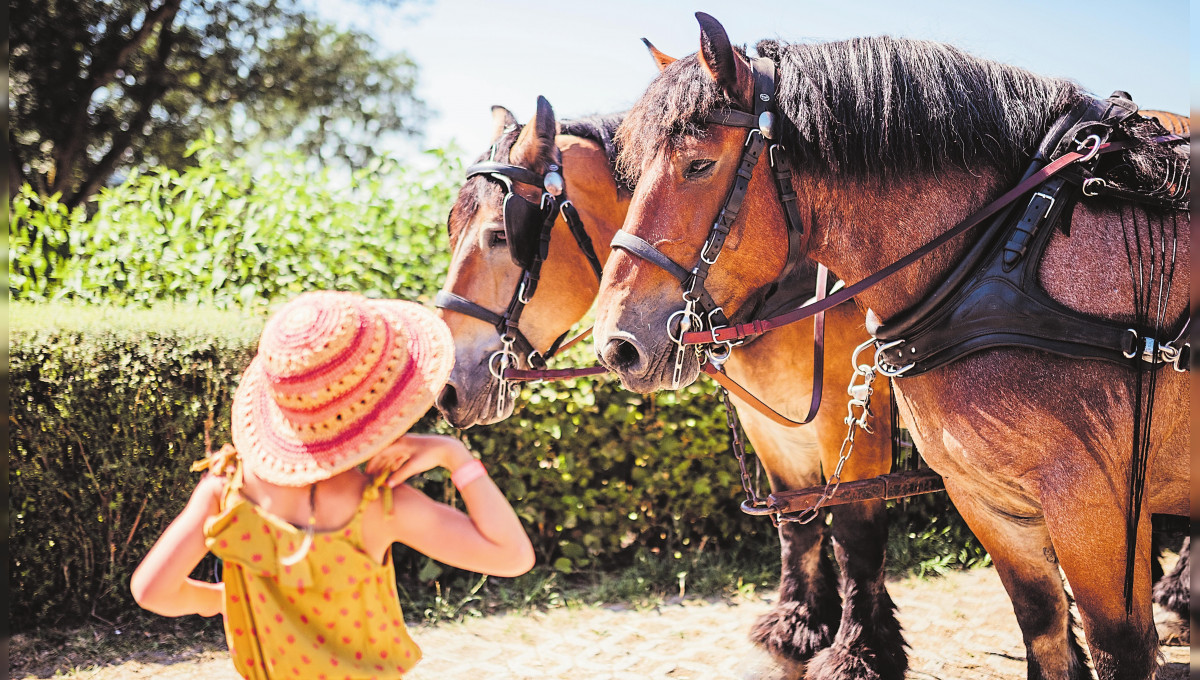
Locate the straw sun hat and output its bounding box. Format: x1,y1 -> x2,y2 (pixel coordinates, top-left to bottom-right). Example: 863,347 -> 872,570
232,291 -> 454,486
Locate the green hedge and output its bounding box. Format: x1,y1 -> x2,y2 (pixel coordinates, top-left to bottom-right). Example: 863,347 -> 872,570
10,302 -> 986,631
9,303 -> 782,629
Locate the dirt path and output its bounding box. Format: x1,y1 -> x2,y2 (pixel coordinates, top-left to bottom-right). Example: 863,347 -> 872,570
14,565 -> 1187,680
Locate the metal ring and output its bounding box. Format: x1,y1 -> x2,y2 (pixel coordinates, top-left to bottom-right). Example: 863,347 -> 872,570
706,343 -> 733,368
517,280 -> 534,305
740,499 -> 777,517
488,348 -> 520,380
1082,177 -> 1107,197
1076,134 -> 1102,163
851,338 -> 877,372
874,339 -> 915,377
666,308 -> 702,344
1121,329 -> 1139,359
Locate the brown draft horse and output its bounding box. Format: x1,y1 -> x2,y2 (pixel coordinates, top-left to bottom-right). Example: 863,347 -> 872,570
592,13 -> 1189,680
436,95 -> 908,679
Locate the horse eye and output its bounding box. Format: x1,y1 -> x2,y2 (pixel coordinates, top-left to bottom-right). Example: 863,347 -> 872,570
487,229 -> 507,247
685,159 -> 716,178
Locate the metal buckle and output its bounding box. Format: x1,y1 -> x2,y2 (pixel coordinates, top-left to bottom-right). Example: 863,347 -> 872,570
1032,191 -> 1056,218
706,307 -> 728,343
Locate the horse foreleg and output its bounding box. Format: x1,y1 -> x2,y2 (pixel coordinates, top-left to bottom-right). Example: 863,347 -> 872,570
947,483 -> 1090,680
748,518 -> 842,665
806,499 -> 906,680
1043,494 -> 1158,680
736,410 -> 841,675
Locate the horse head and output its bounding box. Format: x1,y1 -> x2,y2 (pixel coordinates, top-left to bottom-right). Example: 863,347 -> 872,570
436,97 -> 616,427
594,13 -> 799,394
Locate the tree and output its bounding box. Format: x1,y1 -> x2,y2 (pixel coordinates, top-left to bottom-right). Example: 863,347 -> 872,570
9,0 -> 425,208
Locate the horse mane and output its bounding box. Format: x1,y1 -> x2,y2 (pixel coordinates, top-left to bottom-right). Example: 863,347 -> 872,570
617,36 -> 1087,183
560,113 -> 633,193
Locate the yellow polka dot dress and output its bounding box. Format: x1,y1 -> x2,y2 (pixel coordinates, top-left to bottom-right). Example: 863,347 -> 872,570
202,457 -> 420,679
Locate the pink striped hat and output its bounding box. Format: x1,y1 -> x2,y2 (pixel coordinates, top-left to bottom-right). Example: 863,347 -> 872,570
232,291 -> 454,486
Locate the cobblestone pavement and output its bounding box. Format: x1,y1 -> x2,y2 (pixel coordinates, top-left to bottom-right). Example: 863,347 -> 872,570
14,566 -> 1189,680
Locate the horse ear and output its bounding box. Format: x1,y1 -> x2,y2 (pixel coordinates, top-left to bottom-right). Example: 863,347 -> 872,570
490,105 -> 518,141
641,37 -> 677,72
510,96 -> 557,170
695,12 -> 753,109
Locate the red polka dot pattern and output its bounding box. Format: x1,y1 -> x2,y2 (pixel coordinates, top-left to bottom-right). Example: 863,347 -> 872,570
205,466 -> 421,678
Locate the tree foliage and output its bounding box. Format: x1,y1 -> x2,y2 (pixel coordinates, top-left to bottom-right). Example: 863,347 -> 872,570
10,137 -> 459,307
9,0 -> 425,207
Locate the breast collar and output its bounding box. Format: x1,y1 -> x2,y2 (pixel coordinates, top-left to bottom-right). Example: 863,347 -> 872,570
871,93 -> 1190,376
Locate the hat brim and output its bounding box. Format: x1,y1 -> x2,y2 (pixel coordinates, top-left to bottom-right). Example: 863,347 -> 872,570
233,300 -> 454,486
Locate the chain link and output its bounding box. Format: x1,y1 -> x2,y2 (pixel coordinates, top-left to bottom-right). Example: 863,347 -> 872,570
727,338 -> 879,525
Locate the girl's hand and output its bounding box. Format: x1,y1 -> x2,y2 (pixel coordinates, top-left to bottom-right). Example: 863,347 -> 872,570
366,434 -> 474,487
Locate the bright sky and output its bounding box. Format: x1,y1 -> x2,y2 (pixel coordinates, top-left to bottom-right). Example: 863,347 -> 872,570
317,0 -> 1190,163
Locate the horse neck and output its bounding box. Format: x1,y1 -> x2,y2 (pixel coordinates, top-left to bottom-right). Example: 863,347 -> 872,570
557,134 -> 629,267
806,168 -> 1009,323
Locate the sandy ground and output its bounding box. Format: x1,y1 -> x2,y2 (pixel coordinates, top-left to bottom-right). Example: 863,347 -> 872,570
13,564 -> 1189,680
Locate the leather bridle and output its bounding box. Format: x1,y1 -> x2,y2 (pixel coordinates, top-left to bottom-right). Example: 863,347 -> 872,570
609,56 -> 829,425
435,147 -> 604,410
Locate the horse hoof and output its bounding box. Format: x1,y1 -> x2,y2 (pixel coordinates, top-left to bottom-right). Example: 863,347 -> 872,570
749,601 -> 838,661
806,642 -> 904,680
736,645 -> 805,680
1155,608 -> 1189,646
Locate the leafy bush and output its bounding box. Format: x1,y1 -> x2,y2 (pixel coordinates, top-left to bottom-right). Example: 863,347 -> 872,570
9,137 -> 459,308
11,302 -> 985,631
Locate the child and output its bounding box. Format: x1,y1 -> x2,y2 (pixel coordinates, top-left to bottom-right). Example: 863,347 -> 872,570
131,291 -> 535,678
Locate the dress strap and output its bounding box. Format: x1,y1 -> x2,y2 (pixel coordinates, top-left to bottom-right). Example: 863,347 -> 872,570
191,444 -> 244,510
359,472 -> 394,515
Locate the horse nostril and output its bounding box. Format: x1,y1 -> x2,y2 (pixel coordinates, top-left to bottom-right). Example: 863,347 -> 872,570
436,384 -> 458,415
601,337 -> 643,372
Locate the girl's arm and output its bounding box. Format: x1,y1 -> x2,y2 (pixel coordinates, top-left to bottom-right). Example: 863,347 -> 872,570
366,435 -> 535,577
130,474 -> 226,617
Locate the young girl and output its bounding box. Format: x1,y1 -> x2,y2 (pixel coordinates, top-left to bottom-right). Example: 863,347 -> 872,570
131,290 -> 535,678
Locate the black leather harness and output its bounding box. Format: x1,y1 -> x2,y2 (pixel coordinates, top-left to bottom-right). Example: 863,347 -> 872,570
872,93 -> 1190,377
435,152 -> 604,375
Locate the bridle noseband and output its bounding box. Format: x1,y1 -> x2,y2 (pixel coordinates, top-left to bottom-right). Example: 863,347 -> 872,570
435,146 -> 604,413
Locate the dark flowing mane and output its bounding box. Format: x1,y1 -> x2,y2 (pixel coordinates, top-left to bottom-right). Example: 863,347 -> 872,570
560,113 -> 628,186
617,36 -> 1086,183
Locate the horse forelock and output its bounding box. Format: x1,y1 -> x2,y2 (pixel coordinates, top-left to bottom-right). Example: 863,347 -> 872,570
618,36 -> 1088,184
447,125 -> 524,249
616,51 -> 739,185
